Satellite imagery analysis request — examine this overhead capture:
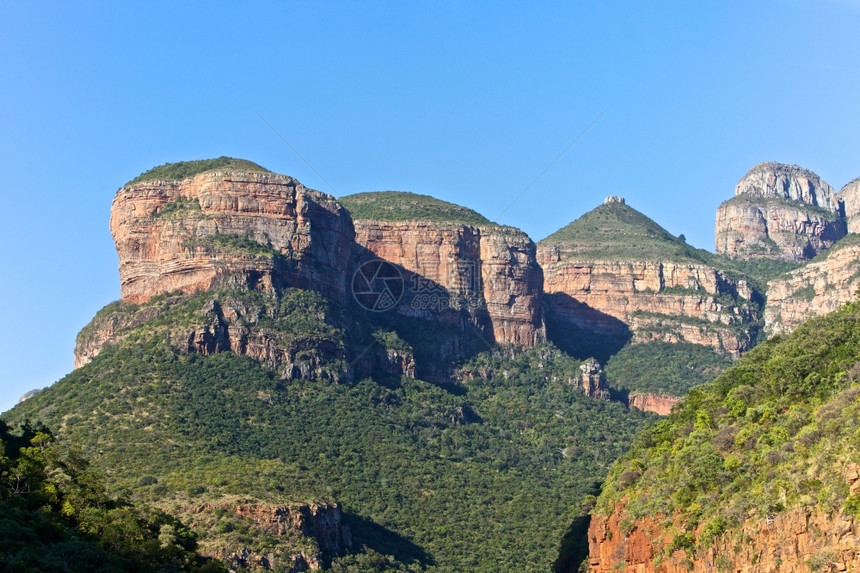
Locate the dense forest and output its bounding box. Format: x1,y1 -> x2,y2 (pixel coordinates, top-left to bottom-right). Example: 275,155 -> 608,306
5,287 -> 654,571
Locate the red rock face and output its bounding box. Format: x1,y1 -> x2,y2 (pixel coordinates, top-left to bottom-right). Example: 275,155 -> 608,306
352,220 -> 546,347
537,251 -> 758,356
110,171 -> 354,304
627,393 -> 679,416
587,505 -> 860,573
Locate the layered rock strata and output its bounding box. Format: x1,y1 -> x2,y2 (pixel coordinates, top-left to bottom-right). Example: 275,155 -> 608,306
587,505 -> 860,573
837,177 -> 860,233
715,162 -> 846,261
110,170 -> 354,305
352,220 -> 546,347
537,251 -> 759,356
764,239 -> 860,335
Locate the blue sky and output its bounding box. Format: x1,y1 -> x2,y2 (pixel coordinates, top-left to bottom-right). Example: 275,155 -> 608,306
2,1 -> 859,412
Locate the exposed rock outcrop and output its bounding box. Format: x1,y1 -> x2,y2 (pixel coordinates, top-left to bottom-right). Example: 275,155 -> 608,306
185,501 -> 352,571
577,358 -> 610,400
627,393 -> 679,416
837,177 -> 860,233
110,170 -> 354,305
764,238 -> 860,335
715,162 -> 846,261
587,505 -> 860,573
352,220 -> 546,347
74,291 -> 404,384
538,253 -> 759,356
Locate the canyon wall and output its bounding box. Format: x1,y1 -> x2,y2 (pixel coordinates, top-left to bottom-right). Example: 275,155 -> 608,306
352,220 -> 546,347
536,251 -> 759,356
587,505 -> 860,573
765,240 -> 860,335
110,170 -> 354,305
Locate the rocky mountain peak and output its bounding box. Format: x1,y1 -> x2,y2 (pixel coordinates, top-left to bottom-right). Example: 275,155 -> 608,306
735,161 -> 839,211
716,161 -> 846,261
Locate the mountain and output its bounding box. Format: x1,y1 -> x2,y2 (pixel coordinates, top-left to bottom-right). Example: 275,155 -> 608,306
536,196 -> 760,409
715,162 -> 846,261
4,159 -> 656,572
582,301 -> 860,572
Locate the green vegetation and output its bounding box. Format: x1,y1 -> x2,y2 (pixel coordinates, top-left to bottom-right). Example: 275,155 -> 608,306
539,202 -> 712,262
709,255 -> 801,286
539,200 -> 805,290
154,196 -> 203,219
127,157 -> 270,186
0,421 -> 223,572
594,301 -> 860,555
720,193 -> 842,221
605,341 -> 735,397
338,191 -> 495,226
182,233 -> 278,257
5,288 -> 653,572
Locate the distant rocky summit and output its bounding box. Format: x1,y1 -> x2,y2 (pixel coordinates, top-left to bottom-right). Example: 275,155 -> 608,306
715,162 -> 846,261
17,388 -> 43,403
837,176 -> 860,233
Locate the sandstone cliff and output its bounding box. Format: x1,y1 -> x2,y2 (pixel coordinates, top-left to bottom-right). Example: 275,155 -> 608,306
764,236 -> 860,335
344,192 -> 546,347
627,393 -> 679,416
715,162 -> 846,261
111,169 -> 354,305
837,177 -> 860,233
587,505 -> 860,573
181,501 -> 352,571
538,201 -> 761,357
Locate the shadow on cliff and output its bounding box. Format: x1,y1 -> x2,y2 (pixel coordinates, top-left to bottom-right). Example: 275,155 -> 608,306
350,247 -> 496,386
543,293 -> 632,363
553,481 -> 601,573
344,513 -> 435,568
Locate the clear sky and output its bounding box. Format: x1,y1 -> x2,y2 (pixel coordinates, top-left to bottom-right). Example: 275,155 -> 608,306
1,1 -> 859,412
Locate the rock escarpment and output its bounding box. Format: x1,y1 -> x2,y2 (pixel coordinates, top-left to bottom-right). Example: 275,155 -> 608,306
538,201 -> 761,357
626,393 -> 679,416
343,192 -> 546,347
764,237 -> 860,335
111,169 -> 354,305
587,506 -> 860,573
837,177 -> 860,233
184,501 -> 352,571
715,162 -> 846,261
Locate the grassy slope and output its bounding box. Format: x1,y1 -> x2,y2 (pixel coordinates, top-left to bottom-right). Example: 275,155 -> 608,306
541,201 -> 799,288
126,157 -> 270,186
4,288 -> 652,572
338,191 -> 495,226
594,301 -> 860,554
